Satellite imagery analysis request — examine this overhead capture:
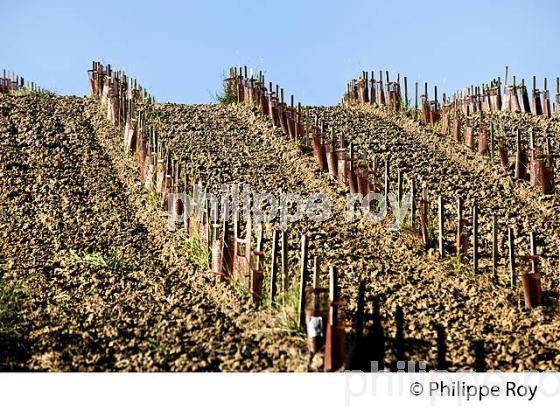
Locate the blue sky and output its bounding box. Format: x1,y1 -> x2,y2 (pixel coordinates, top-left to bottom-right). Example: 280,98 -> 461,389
1,0 -> 559,105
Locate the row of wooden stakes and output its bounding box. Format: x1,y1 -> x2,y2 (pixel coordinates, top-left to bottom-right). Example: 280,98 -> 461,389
232,67 -> 555,371
343,70 -> 442,127
344,68 -> 557,195
441,109 -> 556,194
0,69 -> 46,95
226,66 -> 306,141
89,61 -> 348,371
228,65 -> 504,370
448,67 -> 560,117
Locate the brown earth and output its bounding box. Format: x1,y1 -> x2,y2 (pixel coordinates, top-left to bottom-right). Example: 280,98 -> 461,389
2,93 -> 560,371
0,95 -> 308,371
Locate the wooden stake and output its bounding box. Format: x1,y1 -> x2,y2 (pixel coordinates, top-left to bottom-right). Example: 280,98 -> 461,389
252,224 -> 264,305
438,195 -> 444,258
397,168 -> 403,206
456,198 -> 463,258
384,159 -> 390,206
489,120 -> 494,159
492,215 -> 498,277
403,77 -> 408,110
410,178 -> 416,230
281,230 -> 288,300
269,230 -> 279,305
415,82 -> 418,112
298,234 -> 309,329
313,256 -> 320,289
472,204 -> 478,274
329,266 -> 338,326
530,232 -> 537,274
508,228 -> 516,288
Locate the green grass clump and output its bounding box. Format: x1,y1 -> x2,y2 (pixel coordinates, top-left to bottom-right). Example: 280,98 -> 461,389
65,251 -> 125,272
178,228 -> 210,271
8,87 -> 56,97
0,264 -> 23,368
275,282 -> 305,337
147,186 -> 162,209
215,73 -> 237,105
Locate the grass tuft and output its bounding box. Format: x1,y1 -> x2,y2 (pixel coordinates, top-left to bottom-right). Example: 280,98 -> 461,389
0,264 -> 23,368
64,251 -> 125,272
215,72 -> 237,105
147,187 -> 161,209
177,228 -> 210,271
275,283 -> 305,337
8,87 -> 56,97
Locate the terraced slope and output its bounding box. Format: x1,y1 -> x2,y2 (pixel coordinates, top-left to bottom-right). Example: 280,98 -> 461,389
0,95 -> 308,371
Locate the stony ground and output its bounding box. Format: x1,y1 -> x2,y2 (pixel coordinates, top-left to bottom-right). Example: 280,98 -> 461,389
2,94 -> 560,371
0,95 -> 308,371
308,105 -> 560,284
151,102 -> 560,370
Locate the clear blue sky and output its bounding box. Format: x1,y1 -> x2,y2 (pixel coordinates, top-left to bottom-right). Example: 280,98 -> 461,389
1,0 -> 559,105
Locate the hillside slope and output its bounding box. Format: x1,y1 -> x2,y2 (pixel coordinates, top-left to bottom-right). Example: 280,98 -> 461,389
0,95 -> 308,371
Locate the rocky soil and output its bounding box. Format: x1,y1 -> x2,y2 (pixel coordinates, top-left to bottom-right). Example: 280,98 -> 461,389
2,93 -> 560,371
309,105 -> 560,284
0,95 -> 308,371
151,102 -> 560,370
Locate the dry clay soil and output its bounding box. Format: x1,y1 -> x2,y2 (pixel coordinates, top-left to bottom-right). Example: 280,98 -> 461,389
0,95 -> 309,371
1,94 -> 560,371
152,102 -> 560,371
